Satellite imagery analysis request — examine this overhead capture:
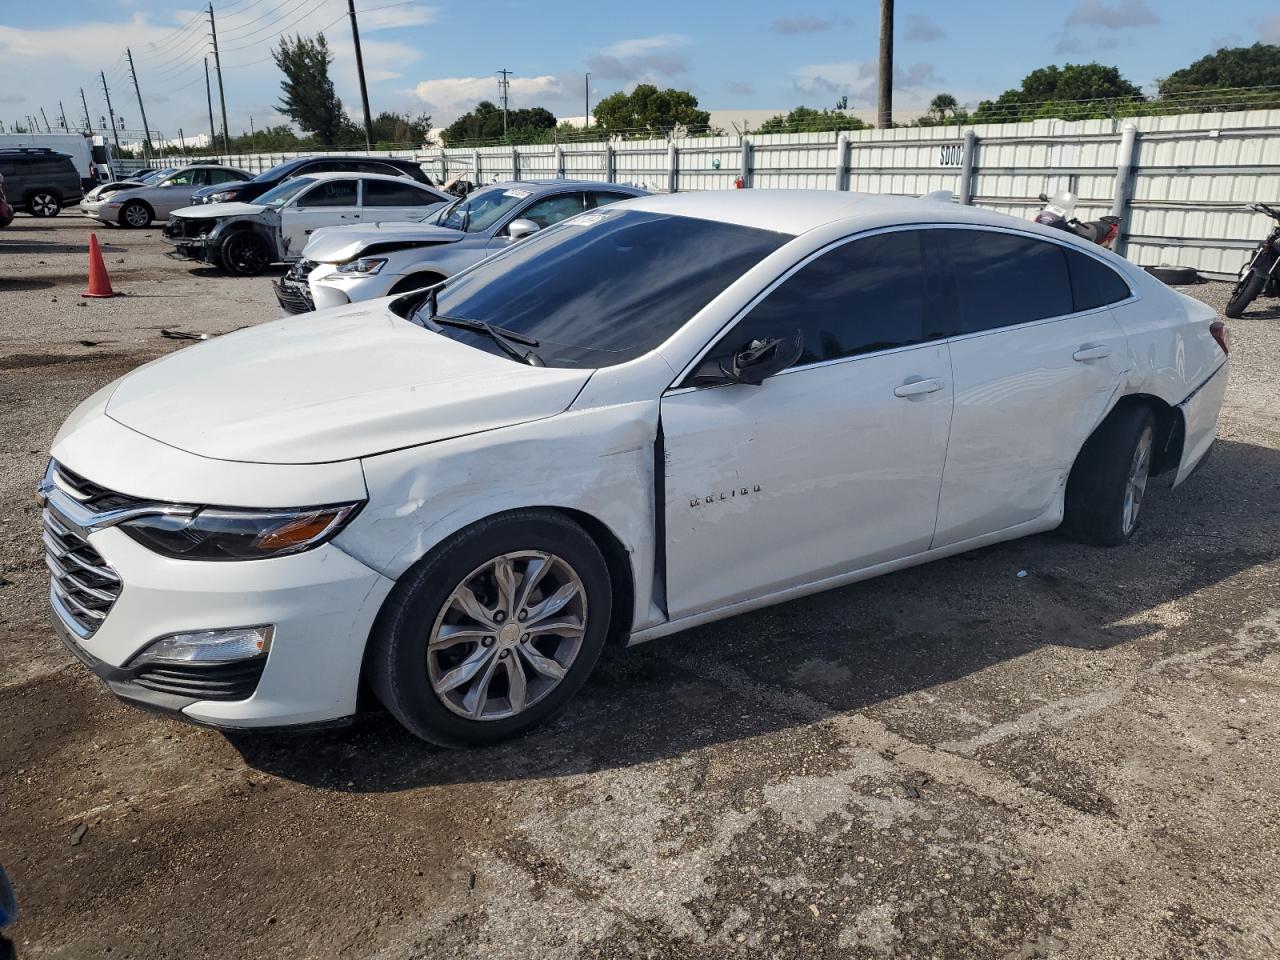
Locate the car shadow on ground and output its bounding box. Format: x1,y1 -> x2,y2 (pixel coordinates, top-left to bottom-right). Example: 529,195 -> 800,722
0,239 -> 125,255
186,265 -> 287,279
229,437 -> 1280,791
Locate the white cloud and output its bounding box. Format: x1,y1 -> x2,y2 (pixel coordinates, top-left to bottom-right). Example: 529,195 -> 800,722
412,75 -> 563,124
904,14 -> 945,42
358,4 -> 438,31
587,34 -> 692,83
1064,0 -> 1159,29
792,60 -> 941,104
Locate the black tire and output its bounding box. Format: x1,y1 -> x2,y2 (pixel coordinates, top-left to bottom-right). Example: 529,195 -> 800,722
1062,404 -> 1157,546
1144,265 -> 1202,286
386,272 -> 447,295
26,191 -> 59,217
1225,271 -> 1265,318
118,199 -> 152,229
218,230 -> 271,276
368,510 -> 613,748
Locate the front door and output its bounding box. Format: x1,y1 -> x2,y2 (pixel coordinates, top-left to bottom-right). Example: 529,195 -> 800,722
280,178 -> 360,258
487,192 -> 587,251
929,228 -> 1130,546
660,228 -> 955,620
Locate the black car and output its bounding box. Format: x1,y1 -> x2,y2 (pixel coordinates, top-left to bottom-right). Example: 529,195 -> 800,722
189,154 -> 435,205
0,148 -> 84,217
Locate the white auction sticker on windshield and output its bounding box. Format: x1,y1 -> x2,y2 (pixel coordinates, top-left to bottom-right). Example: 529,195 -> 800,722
503,189 -> 531,198
565,212 -> 609,226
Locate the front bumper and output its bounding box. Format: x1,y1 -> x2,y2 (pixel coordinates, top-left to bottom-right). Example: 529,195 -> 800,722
163,219 -> 220,263
79,200 -> 116,222
41,472 -> 395,730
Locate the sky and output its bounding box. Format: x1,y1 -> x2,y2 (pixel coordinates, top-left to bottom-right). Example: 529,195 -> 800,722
1,0 -> 1278,140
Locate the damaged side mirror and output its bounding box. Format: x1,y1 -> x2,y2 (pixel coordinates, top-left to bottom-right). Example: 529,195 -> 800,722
688,331 -> 804,387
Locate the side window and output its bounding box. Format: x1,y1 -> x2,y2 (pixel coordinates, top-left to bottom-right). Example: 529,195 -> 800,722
191,169 -> 212,186
588,191 -> 638,208
934,229 -> 1073,334
725,229 -> 930,367
297,179 -> 358,207
363,179 -> 432,206
208,169 -> 242,185
515,192 -> 587,229
1065,248 -> 1131,310
165,170 -> 198,186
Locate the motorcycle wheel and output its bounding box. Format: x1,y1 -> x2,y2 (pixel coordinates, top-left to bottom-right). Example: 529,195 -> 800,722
1225,272 -> 1265,319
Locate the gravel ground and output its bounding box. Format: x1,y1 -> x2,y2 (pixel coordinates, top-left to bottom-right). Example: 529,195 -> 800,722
2,213 -> 1279,960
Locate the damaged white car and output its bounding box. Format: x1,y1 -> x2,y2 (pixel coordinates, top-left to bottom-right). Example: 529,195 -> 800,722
163,172 -> 450,276
43,191 -> 1227,747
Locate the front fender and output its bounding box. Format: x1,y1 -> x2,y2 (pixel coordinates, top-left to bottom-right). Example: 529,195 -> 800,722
337,401 -> 661,633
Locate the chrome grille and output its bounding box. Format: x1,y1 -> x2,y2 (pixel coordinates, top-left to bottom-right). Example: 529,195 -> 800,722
43,476 -> 124,640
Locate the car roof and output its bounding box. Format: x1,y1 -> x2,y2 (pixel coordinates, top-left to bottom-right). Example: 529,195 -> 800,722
293,170 -> 437,184
484,179 -> 646,193
620,190 -> 1072,238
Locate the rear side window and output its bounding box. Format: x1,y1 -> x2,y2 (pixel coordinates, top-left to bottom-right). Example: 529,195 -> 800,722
727,229 -> 930,365
298,179 -> 357,207
1066,248 -> 1131,310
364,179 -> 430,206
934,229 -> 1073,334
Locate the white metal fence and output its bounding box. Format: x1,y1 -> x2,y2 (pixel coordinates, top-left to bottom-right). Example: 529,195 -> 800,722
184,108 -> 1280,280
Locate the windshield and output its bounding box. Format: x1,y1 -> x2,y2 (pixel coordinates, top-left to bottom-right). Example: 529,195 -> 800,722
139,168 -> 174,184
433,184 -> 533,233
256,177 -> 315,208
412,209 -> 789,368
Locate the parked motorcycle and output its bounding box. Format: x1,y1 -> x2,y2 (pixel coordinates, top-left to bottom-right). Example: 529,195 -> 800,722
1225,201 -> 1280,318
1034,190 -> 1120,248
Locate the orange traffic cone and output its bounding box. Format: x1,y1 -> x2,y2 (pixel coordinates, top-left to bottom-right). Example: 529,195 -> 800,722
82,233 -> 118,298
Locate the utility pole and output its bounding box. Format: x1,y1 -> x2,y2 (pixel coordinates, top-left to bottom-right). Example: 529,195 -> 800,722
79,88 -> 92,133
497,68 -> 512,139
249,115 -> 256,152
208,4 -> 230,154
125,48 -> 154,158
100,72 -> 122,155
58,101 -> 69,132
204,57 -> 217,154
584,72 -> 591,128
877,0 -> 893,129
39,108 -> 52,133
347,0 -> 374,150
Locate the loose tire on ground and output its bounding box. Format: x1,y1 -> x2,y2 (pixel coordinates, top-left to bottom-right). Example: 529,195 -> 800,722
119,199 -> 152,229
368,510 -> 613,748
1225,271 -> 1265,318
1062,404 -> 1158,546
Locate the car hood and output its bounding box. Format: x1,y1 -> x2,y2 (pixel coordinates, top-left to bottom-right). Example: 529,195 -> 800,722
102,301 -> 592,464
171,201 -> 268,220
303,222 -> 465,263
86,180 -> 143,200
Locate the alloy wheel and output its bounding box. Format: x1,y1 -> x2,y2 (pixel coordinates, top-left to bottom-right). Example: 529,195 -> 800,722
427,551 -> 587,721
1122,426 -> 1153,535
223,235 -> 268,275
30,193 -> 58,217
123,202 -> 150,227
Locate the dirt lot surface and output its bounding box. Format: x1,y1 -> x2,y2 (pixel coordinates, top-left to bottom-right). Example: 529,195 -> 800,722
2,213 -> 1279,960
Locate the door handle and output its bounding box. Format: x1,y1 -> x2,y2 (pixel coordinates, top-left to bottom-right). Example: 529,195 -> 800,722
894,377 -> 943,398
1073,344 -> 1112,362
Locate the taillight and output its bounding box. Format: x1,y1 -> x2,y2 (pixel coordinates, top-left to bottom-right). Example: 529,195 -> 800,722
1210,321 -> 1230,355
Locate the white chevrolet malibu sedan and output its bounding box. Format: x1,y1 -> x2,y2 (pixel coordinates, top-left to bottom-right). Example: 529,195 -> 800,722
41,191 -> 1228,747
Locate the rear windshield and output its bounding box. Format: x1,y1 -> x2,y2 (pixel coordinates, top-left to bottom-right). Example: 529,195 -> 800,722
413,209 -> 790,368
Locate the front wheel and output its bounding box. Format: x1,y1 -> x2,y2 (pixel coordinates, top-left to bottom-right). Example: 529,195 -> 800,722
218,231 -> 271,276
1062,405 -> 1157,546
119,200 -> 152,228
368,511 -> 612,747
1225,270 -> 1265,318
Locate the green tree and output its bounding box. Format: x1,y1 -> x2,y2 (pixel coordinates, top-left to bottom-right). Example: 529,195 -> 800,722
755,106 -> 867,133
1158,43 -> 1280,110
440,101 -> 557,145
591,84 -> 711,133
273,33 -> 359,145
972,63 -> 1144,123
371,111 -> 433,147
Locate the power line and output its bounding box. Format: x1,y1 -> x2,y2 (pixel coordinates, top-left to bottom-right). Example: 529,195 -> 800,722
219,0 -> 330,52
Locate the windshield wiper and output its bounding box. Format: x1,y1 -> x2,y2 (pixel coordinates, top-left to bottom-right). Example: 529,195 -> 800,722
430,313 -> 545,367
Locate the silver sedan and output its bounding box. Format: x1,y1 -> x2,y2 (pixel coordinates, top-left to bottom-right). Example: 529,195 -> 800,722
80,164 -> 251,228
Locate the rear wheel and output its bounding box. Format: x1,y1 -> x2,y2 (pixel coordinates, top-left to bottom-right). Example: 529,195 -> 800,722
119,200 -> 152,228
1225,271 -> 1265,318
368,511 -> 612,747
218,231 -> 271,276
1062,405 -> 1157,546
27,191 -> 59,217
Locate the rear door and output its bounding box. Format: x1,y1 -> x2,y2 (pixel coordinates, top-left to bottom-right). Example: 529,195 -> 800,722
279,178 -> 360,258
361,178 -> 443,223
660,228 -> 955,618
929,228 -> 1130,547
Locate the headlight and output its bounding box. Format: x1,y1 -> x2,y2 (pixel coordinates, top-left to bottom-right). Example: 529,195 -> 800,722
120,503 -> 362,561
334,257 -> 388,277
208,190 -> 239,202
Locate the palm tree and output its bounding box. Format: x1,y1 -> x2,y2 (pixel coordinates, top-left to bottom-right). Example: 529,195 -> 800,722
929,93 -> 960,121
